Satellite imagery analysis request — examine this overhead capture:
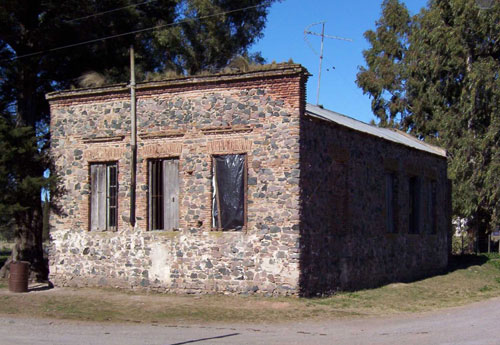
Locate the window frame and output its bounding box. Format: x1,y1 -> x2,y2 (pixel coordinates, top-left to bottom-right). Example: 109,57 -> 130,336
147,157 -> 180,231
89,162 -> 118,231
428,179 -> 437,234
211,153 -> 248,231
408,175 -> 421,234
385,172 -> 398,234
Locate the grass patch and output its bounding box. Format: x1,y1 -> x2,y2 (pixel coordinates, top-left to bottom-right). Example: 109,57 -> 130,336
0,254 -> 500,324
308,254 -> 500,314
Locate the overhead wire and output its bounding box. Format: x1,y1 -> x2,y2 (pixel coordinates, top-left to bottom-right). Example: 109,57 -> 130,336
4,2 -> 270,62
64,0 -> 156,23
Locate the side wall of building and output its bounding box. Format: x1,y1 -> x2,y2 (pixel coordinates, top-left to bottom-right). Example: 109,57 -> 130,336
49,69 -> 306,295
299,116 -> 450,296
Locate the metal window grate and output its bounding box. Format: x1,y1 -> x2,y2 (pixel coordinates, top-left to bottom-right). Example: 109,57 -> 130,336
149,160 -> 164,230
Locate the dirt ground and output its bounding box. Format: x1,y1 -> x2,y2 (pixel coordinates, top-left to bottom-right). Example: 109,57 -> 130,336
1,294 -> 499,345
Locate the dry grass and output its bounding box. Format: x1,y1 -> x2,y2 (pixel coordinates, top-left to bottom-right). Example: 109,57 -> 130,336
1,254 -> 500,324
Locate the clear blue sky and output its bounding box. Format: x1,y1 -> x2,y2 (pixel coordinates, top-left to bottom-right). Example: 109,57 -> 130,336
251,0 -> 427,123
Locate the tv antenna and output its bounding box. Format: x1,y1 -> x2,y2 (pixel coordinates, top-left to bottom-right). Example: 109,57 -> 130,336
304,21 -> 352,105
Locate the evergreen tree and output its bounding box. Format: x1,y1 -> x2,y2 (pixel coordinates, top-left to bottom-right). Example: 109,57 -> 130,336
0,114 -> 55,279
0,0 -> 276,279
357,0 -> 500,236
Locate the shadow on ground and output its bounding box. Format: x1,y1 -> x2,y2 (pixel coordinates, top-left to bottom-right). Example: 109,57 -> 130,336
446,254 -> 491,273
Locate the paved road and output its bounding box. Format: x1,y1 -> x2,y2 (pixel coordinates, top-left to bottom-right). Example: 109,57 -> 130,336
1,297 -> 499,345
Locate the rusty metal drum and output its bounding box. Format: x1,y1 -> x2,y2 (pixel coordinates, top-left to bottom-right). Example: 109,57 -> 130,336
8,261 -> 30,293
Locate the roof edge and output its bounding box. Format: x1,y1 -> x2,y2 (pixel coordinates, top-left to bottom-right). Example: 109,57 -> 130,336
305,103 -> 447,158
46,63 -> 310,101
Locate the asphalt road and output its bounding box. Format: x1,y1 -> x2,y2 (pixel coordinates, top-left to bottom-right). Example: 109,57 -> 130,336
1,297 -> 499,345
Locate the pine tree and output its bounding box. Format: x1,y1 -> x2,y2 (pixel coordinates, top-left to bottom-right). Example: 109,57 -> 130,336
0,0 -> 276,279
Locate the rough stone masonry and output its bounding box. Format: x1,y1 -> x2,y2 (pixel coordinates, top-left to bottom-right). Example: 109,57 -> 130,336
47,63 -> 451,296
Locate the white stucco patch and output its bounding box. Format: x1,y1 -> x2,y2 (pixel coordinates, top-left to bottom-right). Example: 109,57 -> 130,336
150,243 -> 171,283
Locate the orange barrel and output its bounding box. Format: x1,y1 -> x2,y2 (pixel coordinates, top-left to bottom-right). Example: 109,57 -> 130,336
8,261 -> 30,293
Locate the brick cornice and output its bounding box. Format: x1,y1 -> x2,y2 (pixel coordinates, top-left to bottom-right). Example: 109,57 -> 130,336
46,64 -> 310,104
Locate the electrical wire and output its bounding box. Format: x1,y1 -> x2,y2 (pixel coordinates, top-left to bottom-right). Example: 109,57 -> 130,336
64,0 -> 156,23
4,2 -> 270,62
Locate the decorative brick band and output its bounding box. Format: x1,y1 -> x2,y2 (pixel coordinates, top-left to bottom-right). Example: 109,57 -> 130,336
138,130 -> 185,139
83,135 -> 125,143
207,139 -> 252,154
140,143 -> 183,158
201,125 -> 253,135
84,147 -> 125,161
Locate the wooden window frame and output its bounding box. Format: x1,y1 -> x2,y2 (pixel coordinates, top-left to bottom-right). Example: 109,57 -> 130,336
89,162 -> 118,231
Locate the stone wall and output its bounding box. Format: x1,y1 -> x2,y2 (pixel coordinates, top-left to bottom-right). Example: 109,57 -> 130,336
48,66 -> 308,295
299,115 -> 450,296
48,64 -> 450,296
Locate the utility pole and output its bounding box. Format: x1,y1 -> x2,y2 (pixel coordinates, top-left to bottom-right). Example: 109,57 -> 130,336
130,45 -> 137,227
304,22 -> 352,105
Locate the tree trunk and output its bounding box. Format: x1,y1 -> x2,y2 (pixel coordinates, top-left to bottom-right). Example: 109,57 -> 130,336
0,188 -> 48,282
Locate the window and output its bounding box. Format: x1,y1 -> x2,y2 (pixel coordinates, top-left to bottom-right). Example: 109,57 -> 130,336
409,176 -> 420,234
427,179 -> 437,234
148,158 -> 179,231
385,172 -> 398,233
212,154 -> 247,231
90,163 -> 118,231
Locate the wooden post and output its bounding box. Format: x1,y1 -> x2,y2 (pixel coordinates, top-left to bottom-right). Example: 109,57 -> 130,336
130,45 -> 137,227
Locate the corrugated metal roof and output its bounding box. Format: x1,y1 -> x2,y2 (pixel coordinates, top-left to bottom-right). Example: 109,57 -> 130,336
305,104 -> 446,157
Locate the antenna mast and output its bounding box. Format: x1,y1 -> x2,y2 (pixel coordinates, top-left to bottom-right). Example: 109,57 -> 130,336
304,22 -> 352,105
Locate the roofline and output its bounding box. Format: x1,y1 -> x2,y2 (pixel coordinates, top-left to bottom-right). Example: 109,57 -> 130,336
305,104 -> 447,158
46,64 -> 310,101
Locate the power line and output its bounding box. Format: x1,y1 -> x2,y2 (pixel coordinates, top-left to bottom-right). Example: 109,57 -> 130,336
64,0 -> 156,23
4,2 -> 270,62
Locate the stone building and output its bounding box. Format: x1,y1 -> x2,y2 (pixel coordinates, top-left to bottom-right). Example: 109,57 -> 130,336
47,64 -> 451,296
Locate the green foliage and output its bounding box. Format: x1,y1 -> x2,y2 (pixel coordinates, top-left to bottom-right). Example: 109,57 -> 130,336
356,0 -> 411,127
452,233 -> 474,254
0,116 -> 52,234
0,0 -> 275,274
357,0 -> 500,232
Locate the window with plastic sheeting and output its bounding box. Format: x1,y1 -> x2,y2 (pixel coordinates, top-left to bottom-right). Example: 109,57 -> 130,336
212,154 -> 247,231
90,162 -> 118,231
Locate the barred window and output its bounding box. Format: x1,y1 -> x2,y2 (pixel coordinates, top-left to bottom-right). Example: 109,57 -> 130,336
148,158 -> 179,231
